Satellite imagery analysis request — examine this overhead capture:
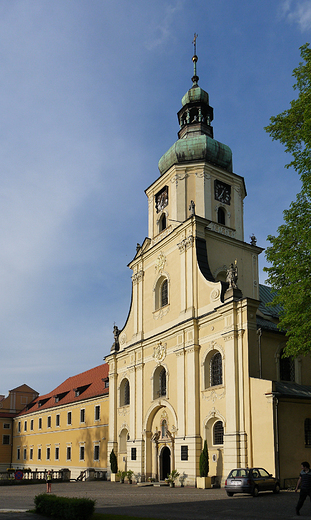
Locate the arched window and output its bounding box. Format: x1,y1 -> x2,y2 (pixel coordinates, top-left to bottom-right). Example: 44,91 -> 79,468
119,428 -> 128,453
161,280 -> 168,307
213,421 -> 224,445
217,207 -> 225,225
161,419 -> 167,438
120,378 -> 130,406
154,276 -> 169,310
305,419 -> 311,446
210,352 -> 222,386
159,214 -> 166,232
280,349 -> 295,382
159,367 -> 166,396
153,365 -> 167,399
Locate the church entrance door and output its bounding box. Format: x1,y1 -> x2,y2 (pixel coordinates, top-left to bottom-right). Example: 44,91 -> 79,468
160,446 -> 171,480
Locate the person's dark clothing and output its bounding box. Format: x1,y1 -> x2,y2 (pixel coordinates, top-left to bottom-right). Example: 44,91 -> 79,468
296,470 -> 311,514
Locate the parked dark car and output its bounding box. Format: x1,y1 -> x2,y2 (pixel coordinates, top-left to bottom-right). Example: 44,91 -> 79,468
225,467 -> 280,497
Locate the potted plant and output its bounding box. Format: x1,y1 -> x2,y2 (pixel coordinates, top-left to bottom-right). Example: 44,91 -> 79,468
197,440 -> 211,489
167,469 -> 180,488
117,470 -> 127,483
110,449 -> 119,482
127,469 -> 134,484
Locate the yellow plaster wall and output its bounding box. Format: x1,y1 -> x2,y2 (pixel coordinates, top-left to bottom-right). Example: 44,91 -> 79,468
249,378 -> 275,474
12,396 -> 109,478
277,399 -> 311,485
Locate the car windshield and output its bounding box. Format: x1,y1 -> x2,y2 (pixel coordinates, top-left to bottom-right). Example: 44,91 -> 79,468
228,469 -> 249,478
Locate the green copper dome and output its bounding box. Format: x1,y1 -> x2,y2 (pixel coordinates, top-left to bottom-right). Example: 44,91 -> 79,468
182,84 -> 209,107
158,135 -> 232,175
158,50 -> 232,175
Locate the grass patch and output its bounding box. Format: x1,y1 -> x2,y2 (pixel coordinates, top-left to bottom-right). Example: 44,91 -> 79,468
92,514 -> 166,520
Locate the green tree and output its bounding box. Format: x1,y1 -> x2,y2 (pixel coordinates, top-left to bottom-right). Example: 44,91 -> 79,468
199,440 -> 209,477
264,43 -> 311,357
110,449 -> 118,474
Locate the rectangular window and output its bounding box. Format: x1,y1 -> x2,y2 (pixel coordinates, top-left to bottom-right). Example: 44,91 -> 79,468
3,435 -> 10,445
66,446 -> 71,460
105,380 -> 109,388
30,448 -> 33,460
94,445 -> 100,461
67,412 -> 72,425
24,421 -> 27,432
47,416 -> 51,428
38,448 -> 41,460
95,405 -> 100,421
3,423 -> 10,429
46,447 -> 50,460
23,448 -> 27,460
56,414 -> 60,427
55,446 -> 59,460
131,447 -> 137,461
80,409 -> 85,423
38,418 -> 42,430
181,445 -> 188,461
80,446 -> 85,460
18,421 -> 21,433
30,420 -> 34,431
17,447 -> 20,460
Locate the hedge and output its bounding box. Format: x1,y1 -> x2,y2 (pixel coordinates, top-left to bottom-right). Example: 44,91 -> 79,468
34,493 -> 95,520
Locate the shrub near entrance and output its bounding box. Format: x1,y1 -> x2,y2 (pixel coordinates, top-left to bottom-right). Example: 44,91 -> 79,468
34,493 -> 95,520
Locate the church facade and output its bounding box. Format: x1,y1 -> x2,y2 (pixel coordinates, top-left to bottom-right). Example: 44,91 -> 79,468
6,53 -> 311,487
105,53 -> 311,487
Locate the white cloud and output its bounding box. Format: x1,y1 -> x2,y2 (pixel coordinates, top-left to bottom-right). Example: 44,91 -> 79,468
144,1 -> 184,50
280,0 -> 311,31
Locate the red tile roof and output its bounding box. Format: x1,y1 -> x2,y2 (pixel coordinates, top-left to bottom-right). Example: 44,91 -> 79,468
17,364 -> 109,416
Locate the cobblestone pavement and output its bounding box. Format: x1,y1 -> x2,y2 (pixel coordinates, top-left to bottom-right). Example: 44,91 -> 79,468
0,481 -> 307,519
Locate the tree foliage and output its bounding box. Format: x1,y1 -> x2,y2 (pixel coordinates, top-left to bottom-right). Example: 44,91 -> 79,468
264,43 -> 311,357
199,440 -> 209,477
110,449 -> 118,474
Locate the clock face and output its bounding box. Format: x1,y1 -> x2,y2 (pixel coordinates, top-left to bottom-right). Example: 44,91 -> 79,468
214,180 -> 231,205
155,186 -> 168,213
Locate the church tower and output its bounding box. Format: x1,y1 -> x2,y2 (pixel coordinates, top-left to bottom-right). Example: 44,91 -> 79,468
106,46 -> 263,485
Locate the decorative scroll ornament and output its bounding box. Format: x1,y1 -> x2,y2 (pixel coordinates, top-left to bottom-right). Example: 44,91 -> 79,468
153,341 -> 167,363
155,252 -> 166,273
177,235 -> 194,253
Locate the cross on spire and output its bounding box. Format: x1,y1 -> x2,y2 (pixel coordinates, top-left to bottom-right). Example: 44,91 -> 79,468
192,33 -> 198,56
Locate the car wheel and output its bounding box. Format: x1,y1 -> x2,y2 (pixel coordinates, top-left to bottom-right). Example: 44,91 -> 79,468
273,483 -> 280,494
252,486 -> 259,497
226,491 -> 234,497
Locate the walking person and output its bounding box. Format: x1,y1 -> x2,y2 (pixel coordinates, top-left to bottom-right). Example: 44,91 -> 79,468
46,470 -> 52,493
295,461 -> 311,515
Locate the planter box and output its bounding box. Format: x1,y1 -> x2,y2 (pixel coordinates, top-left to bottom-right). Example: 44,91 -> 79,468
196,476 -> 212,489
110,473 -> 120,482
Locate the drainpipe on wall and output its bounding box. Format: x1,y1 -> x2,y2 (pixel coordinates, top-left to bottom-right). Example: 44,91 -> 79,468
257,328 -> 262,378
273,396 -> 280,481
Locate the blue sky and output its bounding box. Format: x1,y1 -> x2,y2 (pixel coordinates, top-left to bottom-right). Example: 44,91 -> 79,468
0,0 -> 310,396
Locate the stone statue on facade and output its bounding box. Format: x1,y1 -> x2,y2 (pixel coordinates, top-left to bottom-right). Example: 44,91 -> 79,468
226,261 -> 238,289
250,234 -> 257,246
111,325 -> 120,352
189,200 -> 195,216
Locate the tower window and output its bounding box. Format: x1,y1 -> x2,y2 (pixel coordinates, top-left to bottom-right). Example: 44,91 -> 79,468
159,214 -> 166,231
217,207 -> 225,225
